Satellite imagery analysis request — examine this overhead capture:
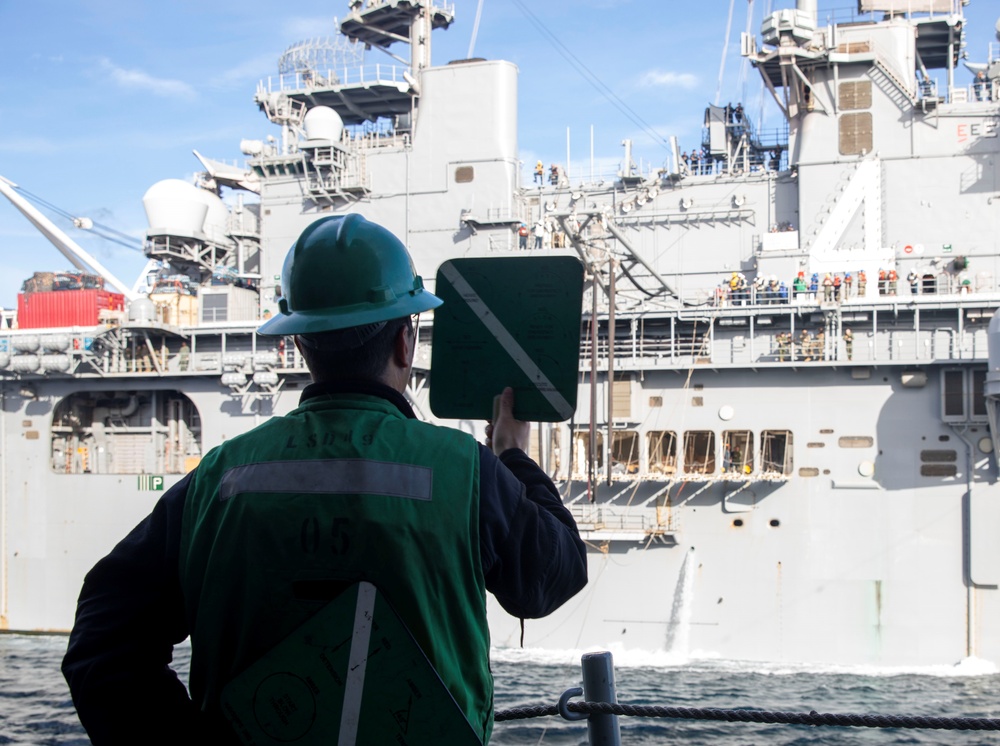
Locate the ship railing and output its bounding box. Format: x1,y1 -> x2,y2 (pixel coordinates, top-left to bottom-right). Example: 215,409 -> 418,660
752,125 -> 790,152
487,234 -> 514,252
708,274 -> 987,308
576,291 -> 996,369
576,333 -> 972,366
580,336 -> 709,363
716,323 -> 988,365
226,209 -> 260,238
522,142 -> 793,188
568,505 -> 675,535
698,112 -> 790,175
953,79 -> 1000,104
826,1 -> 960,24
350,130 -> 411,151
0,324 -> 315,378
916,78 -> 938,101
302,146 -> 371,195
530,163 -> 640,190
483,206 -> 520,223
257,63 -> 409,95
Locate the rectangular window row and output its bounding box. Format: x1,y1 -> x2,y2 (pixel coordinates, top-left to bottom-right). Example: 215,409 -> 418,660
568,429 -> 794,479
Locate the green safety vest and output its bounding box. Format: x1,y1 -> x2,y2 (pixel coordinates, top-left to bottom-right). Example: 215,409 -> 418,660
179,392 -> 493,741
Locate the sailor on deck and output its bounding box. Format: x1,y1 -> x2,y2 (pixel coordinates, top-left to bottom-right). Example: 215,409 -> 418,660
793,271 -> 806,300
62,214 -> 588,745
975,71 -> 987,101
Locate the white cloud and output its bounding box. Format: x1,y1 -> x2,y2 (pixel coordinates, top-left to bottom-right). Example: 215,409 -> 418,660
0,137 -> 58,154
282,15 -> 339,41
637,69 -> 698,89
208,53 -> 281,90
98,58 -> 196,99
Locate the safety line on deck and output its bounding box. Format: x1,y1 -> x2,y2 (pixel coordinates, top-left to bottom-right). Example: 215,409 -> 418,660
496,698 -> 1000,731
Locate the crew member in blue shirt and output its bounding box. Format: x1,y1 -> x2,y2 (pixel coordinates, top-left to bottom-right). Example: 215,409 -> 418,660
62,214 -> 588,744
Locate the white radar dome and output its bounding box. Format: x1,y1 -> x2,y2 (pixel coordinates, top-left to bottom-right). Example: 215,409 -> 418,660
128,297 -> 156,324
240,139 -> 264,156
303,106 -> 344,142
143,179 -> 209,236
190,187 -> 232,246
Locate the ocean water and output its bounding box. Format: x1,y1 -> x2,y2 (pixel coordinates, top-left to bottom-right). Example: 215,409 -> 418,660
4,634 -> 1000,745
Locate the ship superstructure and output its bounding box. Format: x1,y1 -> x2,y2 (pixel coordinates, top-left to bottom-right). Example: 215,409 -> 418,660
2,0 -> 1000,668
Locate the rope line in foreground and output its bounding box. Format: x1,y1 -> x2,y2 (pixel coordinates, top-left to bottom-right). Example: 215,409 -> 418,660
494,699 -> 1000,731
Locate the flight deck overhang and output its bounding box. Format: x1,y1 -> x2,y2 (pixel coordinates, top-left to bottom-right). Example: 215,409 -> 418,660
754,46 -> 828,90
912,15 -> 962,70
753,13 -> 962,90
340,1 -> 454,50
256,68 -> 414,126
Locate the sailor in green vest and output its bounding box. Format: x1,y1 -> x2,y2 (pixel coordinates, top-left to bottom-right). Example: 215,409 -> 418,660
63,214 -> 588,745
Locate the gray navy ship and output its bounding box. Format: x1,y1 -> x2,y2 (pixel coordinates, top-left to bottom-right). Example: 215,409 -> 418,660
2,0 -> 1000,668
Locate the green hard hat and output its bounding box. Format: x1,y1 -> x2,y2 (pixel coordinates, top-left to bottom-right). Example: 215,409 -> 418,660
258,214 -> 442,336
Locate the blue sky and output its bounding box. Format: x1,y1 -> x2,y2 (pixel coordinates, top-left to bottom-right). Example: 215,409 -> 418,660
0,0 -> 996,308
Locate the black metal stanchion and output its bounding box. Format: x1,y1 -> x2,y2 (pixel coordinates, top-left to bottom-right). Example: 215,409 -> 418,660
581,651 -> 621,746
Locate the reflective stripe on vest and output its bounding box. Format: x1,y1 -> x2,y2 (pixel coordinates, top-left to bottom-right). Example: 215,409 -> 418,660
219,459 -> 433,502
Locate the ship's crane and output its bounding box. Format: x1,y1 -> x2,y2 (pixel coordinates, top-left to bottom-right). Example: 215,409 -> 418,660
0,175 -> 138,300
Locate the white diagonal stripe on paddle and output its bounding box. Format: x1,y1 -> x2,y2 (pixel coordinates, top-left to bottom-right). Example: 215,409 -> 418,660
338,582 -> 376,746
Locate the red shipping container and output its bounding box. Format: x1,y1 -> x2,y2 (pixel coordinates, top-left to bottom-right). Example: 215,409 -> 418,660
17,290 -> 126,329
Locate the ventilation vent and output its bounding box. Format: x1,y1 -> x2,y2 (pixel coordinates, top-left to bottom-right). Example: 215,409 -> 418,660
921,464 -> 958,477
839,436 -> 874,448
920,450 -> 957,463
839,112 -> 873,156
839,80 -> 872,110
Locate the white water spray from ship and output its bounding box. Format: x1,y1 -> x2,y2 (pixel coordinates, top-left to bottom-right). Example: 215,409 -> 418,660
665,548 -> 696,656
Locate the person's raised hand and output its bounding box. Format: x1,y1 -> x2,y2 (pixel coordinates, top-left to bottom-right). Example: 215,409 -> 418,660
485,387 -> 530,456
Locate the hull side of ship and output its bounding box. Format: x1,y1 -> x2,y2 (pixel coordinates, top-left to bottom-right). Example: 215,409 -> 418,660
489,366 -> 997,666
